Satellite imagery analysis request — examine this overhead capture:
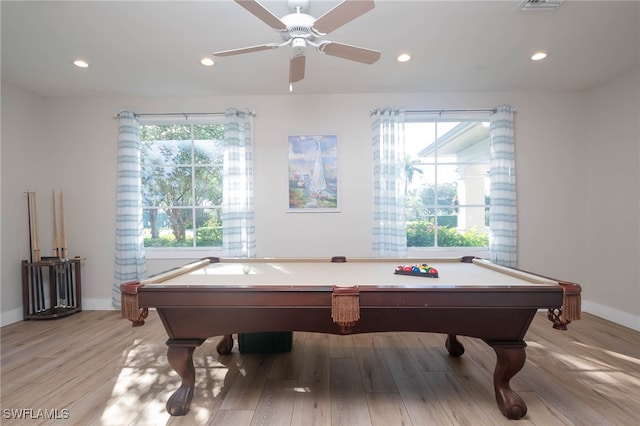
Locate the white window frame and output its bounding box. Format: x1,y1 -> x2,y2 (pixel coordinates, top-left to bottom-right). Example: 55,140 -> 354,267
405,111 -> 491,258
139,115 -> 225,259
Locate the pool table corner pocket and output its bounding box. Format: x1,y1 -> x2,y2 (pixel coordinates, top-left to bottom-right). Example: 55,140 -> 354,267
120,281 -> 148,326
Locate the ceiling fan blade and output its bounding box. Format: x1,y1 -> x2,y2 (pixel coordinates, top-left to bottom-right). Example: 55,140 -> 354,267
312,0 -> 375,34
289,54 -> 306,83
318,41 -> 380,64
234,0 -> 287,31
213,43 -> 280,57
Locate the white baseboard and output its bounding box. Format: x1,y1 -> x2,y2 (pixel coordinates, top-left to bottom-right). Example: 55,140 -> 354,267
0,307 -> 23,327
0,299 -> 117,327
582,300 -> 640,331
82,298 -> 118,311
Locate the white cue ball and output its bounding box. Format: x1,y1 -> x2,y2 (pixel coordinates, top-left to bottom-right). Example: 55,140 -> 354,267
242,265 -> 251,274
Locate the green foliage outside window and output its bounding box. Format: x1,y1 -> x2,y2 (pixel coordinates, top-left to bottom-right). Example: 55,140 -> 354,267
141,123 -> 224,248
407,221 -> 488,247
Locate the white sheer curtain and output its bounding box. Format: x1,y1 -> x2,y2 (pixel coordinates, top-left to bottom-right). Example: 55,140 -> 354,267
112,111 -> 146,308
222,108 -> 256,257
371,108 -> 407,257
489,105 -> 518,267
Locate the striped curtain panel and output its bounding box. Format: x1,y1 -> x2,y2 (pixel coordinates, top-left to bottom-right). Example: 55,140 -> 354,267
371,108 -> 408,257
112,111 -> 146,308
489,105 -> 518,267
222,108 -> 256,257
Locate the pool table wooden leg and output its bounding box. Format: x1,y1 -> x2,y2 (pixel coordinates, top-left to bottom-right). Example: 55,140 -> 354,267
488,341 -> 528,420
445,334 -> 465,357
166,339 -> 205,416
216,334 -> 234,355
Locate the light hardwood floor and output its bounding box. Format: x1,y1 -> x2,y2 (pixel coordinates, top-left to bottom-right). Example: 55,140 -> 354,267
1,310 -> 638,425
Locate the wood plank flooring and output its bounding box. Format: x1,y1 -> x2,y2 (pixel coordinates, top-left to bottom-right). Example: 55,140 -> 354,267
1,311 -> 638,425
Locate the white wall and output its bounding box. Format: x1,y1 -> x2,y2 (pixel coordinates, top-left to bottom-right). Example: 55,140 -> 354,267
1,84 -> 47,319
2,76 -> 639,329
583,68 -> 640,329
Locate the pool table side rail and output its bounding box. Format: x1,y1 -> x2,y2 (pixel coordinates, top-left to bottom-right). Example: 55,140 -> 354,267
120,257 -> 217,326
134,285 -> 566,307
472,259 -> 581,329
120,256 -> 581,330
143,257 -> 214,283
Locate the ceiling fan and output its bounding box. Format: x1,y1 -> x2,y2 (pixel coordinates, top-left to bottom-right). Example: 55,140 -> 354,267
213,0 -> 381,85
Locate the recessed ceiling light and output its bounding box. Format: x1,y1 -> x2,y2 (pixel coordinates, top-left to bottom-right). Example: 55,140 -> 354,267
531,51 -> 548,61
200,57 -> 215,66
520,0 -> 562,11
397,53 -> 411,63
73,59 -> 89,68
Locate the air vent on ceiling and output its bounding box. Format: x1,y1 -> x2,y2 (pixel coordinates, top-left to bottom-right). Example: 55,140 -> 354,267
520,0 -> 562,11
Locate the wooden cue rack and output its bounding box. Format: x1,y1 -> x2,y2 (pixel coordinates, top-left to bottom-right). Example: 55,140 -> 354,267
21,256 -> 83,320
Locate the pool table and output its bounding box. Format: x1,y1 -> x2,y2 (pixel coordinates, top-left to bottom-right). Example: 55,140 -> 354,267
121,256 -> 581,420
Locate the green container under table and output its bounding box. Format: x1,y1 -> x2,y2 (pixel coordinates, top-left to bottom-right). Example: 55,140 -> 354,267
238,332 -> 293,353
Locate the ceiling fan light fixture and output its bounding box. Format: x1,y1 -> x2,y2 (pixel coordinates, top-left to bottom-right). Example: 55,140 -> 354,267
200,57 -> 215,66
292,37 -> 307,52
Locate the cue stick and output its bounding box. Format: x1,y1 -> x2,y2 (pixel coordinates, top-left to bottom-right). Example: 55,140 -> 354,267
59,263 -> 67,308
57,262 -> 68,308
32,192 -> 45,312
52,190 -> 59,258
52,191 -> 67,308
26,192 -> 35,314
60,191 -> 68,260
59,191 -> 70,307
69,261 -> 75,307
53,190 -> 66,305
26,192 -> 34,263
29,192 -> 44,312
29,192 -> 39,311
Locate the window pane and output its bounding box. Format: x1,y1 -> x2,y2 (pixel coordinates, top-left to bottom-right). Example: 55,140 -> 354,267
143,166 -> 193,206
195,208 -> 222,247
406,122 -> 435,159
404,116 -> 490,248
143,208 -> 164,244
407,219 -> 435,247
141,125 -> 193,166
142,139 -> 192,165
436,164 -> 458,209
455,205 -> 489,231
194,166 -> 222,207
143,208 -> 193,247
456,164 -> 490,202
453,206 -> 489,246
193,124 -> 223,140
194,125 -> 224,165
140,121 -> 226,249
164,208 -> 194,247
141,124 -> 191,141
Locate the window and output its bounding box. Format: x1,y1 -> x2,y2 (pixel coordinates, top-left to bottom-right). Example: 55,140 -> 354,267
140,119 -> 224,249
405,114 -> 490,248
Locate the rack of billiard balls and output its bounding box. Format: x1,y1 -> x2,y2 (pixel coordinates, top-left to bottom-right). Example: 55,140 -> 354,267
394,264 -> 439,278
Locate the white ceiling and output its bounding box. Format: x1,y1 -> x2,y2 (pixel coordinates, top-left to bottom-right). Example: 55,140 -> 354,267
2,0 -> 638,98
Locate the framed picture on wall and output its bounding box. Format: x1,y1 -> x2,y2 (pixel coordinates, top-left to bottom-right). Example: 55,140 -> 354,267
287,134 -> 339,212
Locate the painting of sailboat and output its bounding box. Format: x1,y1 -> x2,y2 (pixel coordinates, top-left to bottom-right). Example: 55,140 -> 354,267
288,135 -> 339,211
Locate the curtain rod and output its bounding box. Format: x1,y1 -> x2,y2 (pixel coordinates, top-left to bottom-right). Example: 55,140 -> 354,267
371,108 -> 497,115
113,111 -> 256,119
